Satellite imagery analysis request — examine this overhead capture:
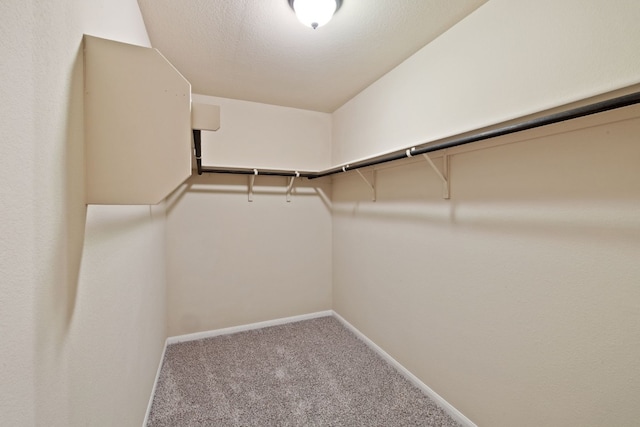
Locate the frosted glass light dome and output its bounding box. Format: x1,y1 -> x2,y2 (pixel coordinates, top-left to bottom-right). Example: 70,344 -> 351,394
290,0 -> 340,29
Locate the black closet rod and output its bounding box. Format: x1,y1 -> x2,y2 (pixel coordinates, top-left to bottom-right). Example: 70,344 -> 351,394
194,91 -> 640,179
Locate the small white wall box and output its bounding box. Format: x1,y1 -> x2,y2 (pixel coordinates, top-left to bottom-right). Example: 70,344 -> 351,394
84,35 -> 192,205
191,103 -> 220,131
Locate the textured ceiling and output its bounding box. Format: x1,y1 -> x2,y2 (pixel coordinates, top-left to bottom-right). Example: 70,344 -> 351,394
137,0 -> 487,112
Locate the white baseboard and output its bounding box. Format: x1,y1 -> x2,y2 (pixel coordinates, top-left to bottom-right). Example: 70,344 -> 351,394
331,311 -> 477,427
142,338 -> 168,427
166,310 -> 333,345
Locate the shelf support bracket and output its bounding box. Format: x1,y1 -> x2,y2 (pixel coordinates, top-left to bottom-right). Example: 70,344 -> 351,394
286,172 -> 299,202
248,169 -> 258,202
355,169 -> 376,202
192,129 -> 203,175
417,148 -> 450,199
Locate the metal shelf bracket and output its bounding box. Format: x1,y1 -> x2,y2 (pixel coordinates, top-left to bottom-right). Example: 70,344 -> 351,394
248,169 -> 258,202
354,168 -> 377,202
286,172 -> 299,202
409,147 -> 450,199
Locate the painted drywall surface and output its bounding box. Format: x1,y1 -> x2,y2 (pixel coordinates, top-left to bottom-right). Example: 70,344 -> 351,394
332,0 -> 640,165
193,94 -> 332,171
1,0 -> 166,426
166,173 -> 332,337
0,2 -> 37,423
332,106 -> 640,427
165,94 -> 333,337
70,204 -> 167,426
84,35 -> 192,204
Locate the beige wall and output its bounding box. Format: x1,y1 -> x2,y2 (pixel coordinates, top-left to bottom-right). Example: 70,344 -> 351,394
3,0 -> 639,426
332,0 -> 640,165
332,105 -> 640,426
194,94 -> 332,171
166,96 -> 333,337
331,2 -> 640,424
166,174 -> 332,337
0,1 -> 166,426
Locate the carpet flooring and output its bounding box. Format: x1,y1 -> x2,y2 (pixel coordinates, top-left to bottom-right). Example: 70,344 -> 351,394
146,316 -> 461,426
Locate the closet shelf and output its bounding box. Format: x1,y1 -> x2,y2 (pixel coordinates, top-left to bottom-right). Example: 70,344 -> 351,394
84,35 -> 192,205
196,90 -> 640,181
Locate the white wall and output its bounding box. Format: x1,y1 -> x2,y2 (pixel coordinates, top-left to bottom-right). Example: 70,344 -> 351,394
332,94 -> 640,426
166,96 -> 332,337
0,1 -> 166,426
332,0 -> 640,165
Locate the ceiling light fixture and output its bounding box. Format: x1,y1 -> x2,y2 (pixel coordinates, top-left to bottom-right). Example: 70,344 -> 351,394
288,0 -> 342,30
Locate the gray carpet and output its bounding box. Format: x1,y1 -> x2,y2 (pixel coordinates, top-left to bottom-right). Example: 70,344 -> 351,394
146,316 -> 461,426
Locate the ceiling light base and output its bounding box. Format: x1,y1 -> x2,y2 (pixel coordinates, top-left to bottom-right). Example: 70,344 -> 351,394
288,0 -> 343,29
